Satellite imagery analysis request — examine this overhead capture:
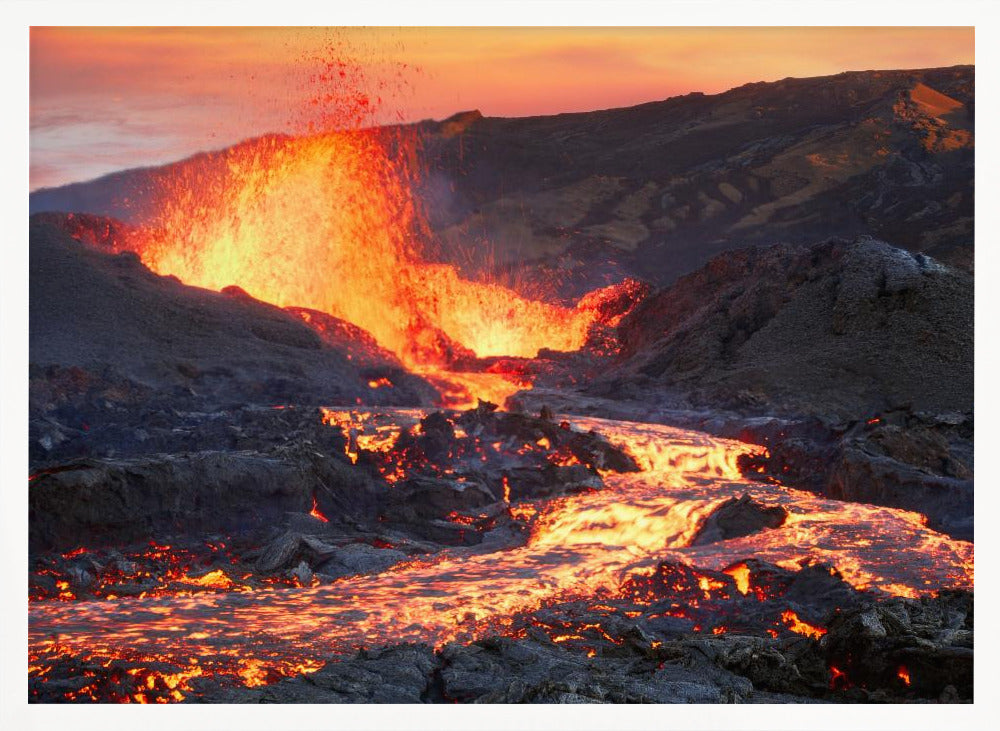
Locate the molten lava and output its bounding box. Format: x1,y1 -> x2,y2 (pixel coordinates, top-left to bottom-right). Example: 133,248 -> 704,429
309,496 -> 329,523
723,562 -> 751,595
111,128 -> 596,407
780,609 -> 826,640
29,411 -> 973,701
49,47 -> 631,409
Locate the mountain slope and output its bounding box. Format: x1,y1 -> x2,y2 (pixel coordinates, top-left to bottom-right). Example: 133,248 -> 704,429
596,236 -> 973,421
419,66 -> 973,291
30,66 -> 974,294
29,219 -> 437,410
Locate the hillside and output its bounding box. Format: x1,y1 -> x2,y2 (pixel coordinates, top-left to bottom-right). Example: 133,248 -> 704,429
599,236 -> 973,421
29,219 -> 436,416
30,66 -> 974,295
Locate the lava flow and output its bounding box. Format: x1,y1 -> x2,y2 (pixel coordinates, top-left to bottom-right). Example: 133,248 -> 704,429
29,411 -> 973,701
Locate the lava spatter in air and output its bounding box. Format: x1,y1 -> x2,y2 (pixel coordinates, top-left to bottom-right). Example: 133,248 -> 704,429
129,131 -> 595,367
88,45 -> 598,408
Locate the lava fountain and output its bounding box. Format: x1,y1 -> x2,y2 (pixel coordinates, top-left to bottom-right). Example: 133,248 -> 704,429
54,45 -> 607,406
109,125 -> 595,407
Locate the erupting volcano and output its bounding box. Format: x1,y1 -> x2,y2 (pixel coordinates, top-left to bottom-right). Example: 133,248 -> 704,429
70,78 -> 610,410
127,130 -> 597,367
27,28 -> 975,709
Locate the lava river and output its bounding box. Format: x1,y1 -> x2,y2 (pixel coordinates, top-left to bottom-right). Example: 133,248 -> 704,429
29,412 -> 973,695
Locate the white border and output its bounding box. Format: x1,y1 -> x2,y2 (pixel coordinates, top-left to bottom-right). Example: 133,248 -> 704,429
3,2 -> 996,729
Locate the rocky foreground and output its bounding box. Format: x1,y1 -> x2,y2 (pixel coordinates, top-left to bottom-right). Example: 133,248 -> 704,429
27,65 -> 974,703
29,400 -> 973,705
214,590 -> 972,704
28,215 -> 973,703
29,397 -> 974,703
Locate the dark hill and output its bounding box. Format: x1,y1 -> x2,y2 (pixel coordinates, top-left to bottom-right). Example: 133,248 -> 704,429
420,66 -> 973,292
594,236 -> 972,422
30,66 -> 974,295
29,218 -> 437,412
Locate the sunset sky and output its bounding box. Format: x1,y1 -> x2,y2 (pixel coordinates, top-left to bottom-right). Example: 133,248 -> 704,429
30,27 -> 974,190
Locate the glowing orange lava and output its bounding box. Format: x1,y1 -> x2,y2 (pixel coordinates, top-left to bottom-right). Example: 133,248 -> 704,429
780,609 -> 826,640
29,412 -> 973,699
52,46 -> 613,408
113,128 -> 595,407
309,496 -> 330,523
185,570 -> 234,591
723,562 -> 751,595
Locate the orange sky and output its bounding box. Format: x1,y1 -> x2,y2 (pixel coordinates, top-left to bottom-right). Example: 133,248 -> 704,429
30,27 -> 974,190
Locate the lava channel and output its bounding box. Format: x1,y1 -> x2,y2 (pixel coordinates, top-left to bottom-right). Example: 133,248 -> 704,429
28,411 -> 973,699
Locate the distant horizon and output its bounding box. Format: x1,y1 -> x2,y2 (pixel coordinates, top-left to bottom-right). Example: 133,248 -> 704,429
30,61 -> 975,195
30,27 -> 974,191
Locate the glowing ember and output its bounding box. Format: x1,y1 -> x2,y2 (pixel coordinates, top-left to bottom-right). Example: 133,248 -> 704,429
237,658 -> 270,688
780,609 -> 826,640
829,665 -> 850,690
309,496 -> 330,523
185,570 -> 234,590
898,665 -> 911,685
697,575 -> 727,600
30,540 -> 311,603
723,562 -> 751,595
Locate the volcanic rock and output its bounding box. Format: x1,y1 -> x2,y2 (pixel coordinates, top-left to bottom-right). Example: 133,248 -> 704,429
313,543 -> 409,581
365,406 -> 638,527
454,407 -> 640,473
822,591 -> 973,700
392,410 -> 457,462
237,645 -> 440,704
748,411 -> 974,540
29,219 -> 438,411
225,636 -> 756,704
252,532 -> 312,573
289,561 -> 313,586
30,400 -> 345,468
438,635 -> 751,703
379,477 -> 499,545
29,449 -> 382,552
502,464 -> 601,500
825,442 -> 973,539
690,495 -> 788,546
605,237 -> 972,422
687,634 -> 828,698
382,477 -> 497,522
